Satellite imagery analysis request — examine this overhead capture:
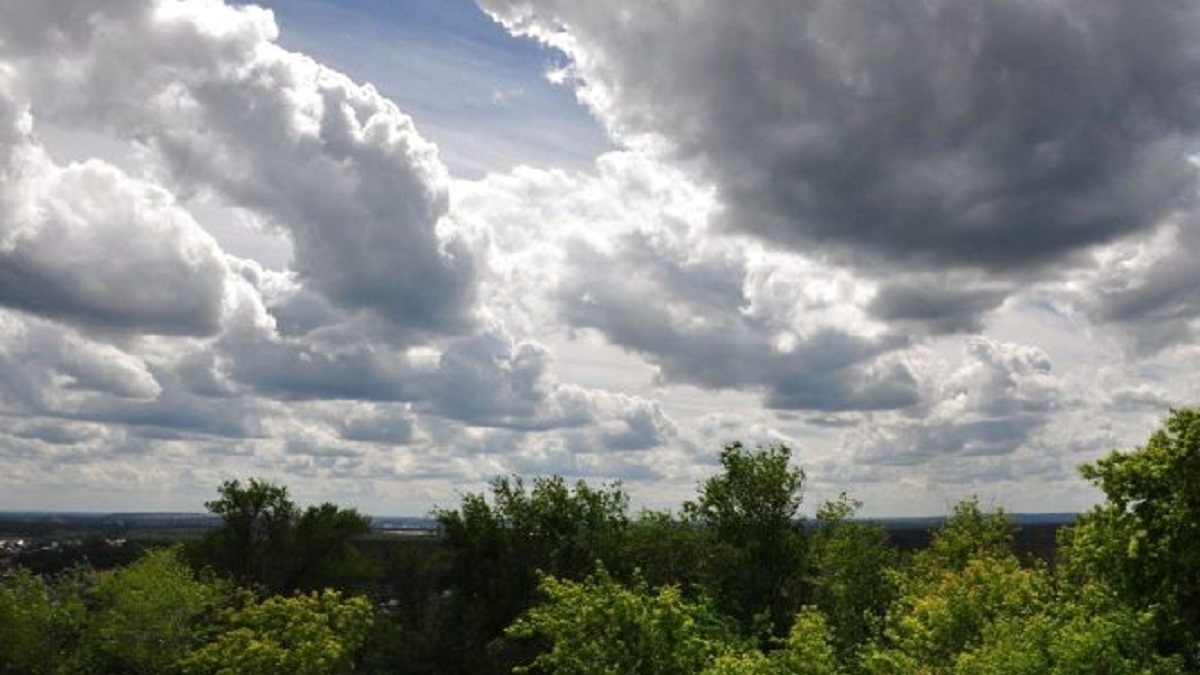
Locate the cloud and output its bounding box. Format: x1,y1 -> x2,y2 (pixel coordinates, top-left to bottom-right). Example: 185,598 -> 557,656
0,76 -> 235,336
0,311 -> 162,410
1,0 -> 477,339
454,151 -> 922,412
844,337 -> 1065,467
1,0 -> 1194,517
1065,215 -> 1200,354
479,0 -> 1200,325
560,237 -> 919,410
867,275 -> 1013,335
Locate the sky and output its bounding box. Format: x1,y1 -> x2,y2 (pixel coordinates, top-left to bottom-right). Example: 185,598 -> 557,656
0,0 -> 1197,517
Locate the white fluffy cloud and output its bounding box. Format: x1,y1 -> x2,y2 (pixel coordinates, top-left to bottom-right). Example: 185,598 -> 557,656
0,75 -> 237,336
0,0 -> 1195,516
845,337 -> 1065,467
1,0 -> 476,338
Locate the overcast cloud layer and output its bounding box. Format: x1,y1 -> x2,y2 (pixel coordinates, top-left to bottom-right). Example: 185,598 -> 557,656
0,0 -> 1196,516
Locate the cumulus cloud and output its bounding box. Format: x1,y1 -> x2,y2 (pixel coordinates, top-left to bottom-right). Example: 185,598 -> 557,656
1064,215 -> 1200,354
0,311 -> 161,410
0,75 -> 235,336
561,235 -> 919,411
0,0 -> 477,338
1,0 -> 1194,516
479,0 -> 1200,332
457,152 -> 919,412
845,337 -> 1065,467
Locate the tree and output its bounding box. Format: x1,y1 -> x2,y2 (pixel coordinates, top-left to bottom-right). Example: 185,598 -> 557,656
865,554 -> 1049,674
434,475 -> 631,674
199,479 -> 371,592
914,498 -> 1015,576
79,546 -> 225,674
698,608 -> 843,675
178,589 -> 373,675
290,502 -> 373,592
203,478 -> 297,586
952,583 -> 1185,675
506,568 -> 741,675
624,509 -> 710,591
862,500 -> 1036,674
0,568 -> 85,675
1061,408 -> 1200,664
684,442 -> 807,634
808,494 -> 896,661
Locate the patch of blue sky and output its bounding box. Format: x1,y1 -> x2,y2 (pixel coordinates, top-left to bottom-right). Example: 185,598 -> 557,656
241,0 -> 612,176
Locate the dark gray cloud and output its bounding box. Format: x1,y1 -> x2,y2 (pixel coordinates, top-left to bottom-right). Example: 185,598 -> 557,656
481,0 -> 1200,315
1075,218 -> 1200,354
336,406 -> 417,445
868,277 -> 1012,335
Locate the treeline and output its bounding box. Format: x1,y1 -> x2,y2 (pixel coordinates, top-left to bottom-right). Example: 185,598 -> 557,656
2,409 -> 1199,674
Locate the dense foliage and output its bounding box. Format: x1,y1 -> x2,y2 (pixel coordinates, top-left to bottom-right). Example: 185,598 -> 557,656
1,409 -> 1197,674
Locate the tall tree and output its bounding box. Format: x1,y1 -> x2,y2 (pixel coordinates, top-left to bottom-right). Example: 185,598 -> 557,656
1061,408 -> 1200,665
200,479 -> 372,592
290,502 -> 373,592
434,475 -> 631,674
79,547 -> 225,674
809,494 -> 896,661
684,442 -> 807,635
203,478 -> 297,586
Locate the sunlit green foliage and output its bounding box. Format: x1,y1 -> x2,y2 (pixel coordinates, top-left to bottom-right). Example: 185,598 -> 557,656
506,567 -> 739,675
0,567 -> 84,675
952,583 -> 1185,675
1063,408 -> 1200,664
809,494 -> 896,661
78,546 -> 224,674
178,589 -> 373,675
861,502 -> 1039,673
866,554 -> 1049,673
701,608 -> 842,675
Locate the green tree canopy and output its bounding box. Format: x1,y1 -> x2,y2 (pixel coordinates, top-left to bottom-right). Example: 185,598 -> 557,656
1062,407 -> 1200,665
684,442 -> 807,634
506,568 -> 740,675
79,546 -> 225,674
203,479 -> 297,586
0,567 -> 84,675
178,589 -> 373,675
199,478 -> 371,592
434,475 -> 631,674
808,494 -> 896,661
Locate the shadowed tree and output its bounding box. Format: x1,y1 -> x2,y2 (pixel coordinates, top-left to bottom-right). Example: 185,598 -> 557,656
684,442 -> 807,636
200,478 -> 371,592
203,478 -> 297,586
435,475 -> 630,674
